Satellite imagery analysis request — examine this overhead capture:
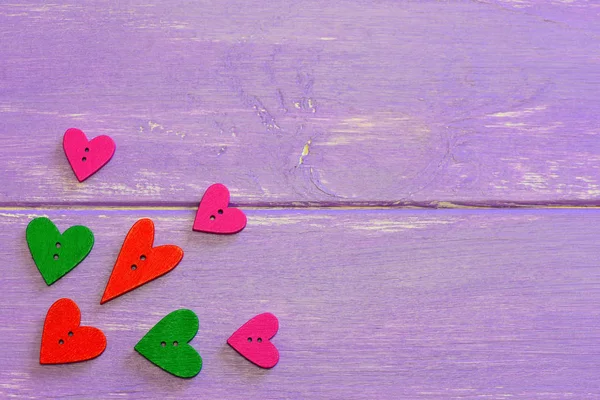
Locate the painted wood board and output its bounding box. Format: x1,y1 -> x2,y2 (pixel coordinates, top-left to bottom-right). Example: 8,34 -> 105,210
1,208 -> 600,399
1,1 -> 599,205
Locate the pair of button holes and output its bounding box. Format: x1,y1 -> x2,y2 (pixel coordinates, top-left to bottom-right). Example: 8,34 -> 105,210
82,147 -> 89,162
247,337 -> 263,343
160,341 -> 178,347
131,255 -> 146,271
209,209 -> 224,220
58,331 -> 74,345
53,242 -> 61,260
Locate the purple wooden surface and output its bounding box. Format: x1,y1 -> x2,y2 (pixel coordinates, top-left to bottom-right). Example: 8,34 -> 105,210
1,1 -> 599,205
1,208 -> 600,399
2,1 -> 600,399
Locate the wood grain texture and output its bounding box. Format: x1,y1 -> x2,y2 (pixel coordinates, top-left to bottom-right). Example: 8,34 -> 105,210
1,1 -> 599,205
1,208 -> 600,399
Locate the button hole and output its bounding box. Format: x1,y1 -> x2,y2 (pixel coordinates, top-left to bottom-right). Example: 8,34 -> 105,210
173,341 -> 178,347
53,254 -> 59,260
84,148 -> 89,152
82,157 -> 87,162
140,255 -> 146,261
160,341 -> 166,347
58,339 -> 64,345
68,331 -> 73,337
257,338 -> 263,343
210,215 -> 215,220
131,264 -> 137,271
55,242 -> 61,248
218,209 -> 223,214
247,337 -> 252,342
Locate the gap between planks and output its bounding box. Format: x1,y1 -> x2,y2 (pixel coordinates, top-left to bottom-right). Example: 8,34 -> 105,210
3,202 -> 600,211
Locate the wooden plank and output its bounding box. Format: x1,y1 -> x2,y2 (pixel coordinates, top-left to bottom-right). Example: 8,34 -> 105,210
484,0 -> 600,27
1,1 -> 599,205
1,208 -> 600,399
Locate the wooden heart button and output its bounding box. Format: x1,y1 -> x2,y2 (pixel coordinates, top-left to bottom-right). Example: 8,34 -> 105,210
227,313 -> 279,368
135,309 -> 202,378
63,128 -> 116,182
100,218 -> 183,304
40,298 -> 107,364
26,217 -> 94,285
193,183 -> 247,234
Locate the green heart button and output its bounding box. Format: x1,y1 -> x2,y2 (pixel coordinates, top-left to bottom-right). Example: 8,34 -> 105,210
135,309 -> 202,378
26,217 -> 94,285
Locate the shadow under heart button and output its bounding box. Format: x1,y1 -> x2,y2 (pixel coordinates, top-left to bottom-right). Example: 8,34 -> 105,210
134,309 -> 202,378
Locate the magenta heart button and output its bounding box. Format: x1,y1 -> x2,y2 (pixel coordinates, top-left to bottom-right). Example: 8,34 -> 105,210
193,184 -> 247,234
227,313 -> 279,368
63,128 -> 115,182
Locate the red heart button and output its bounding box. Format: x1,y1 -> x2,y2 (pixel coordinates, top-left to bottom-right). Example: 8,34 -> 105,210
40,298 -> 106,364
101,218 -> 183,304
193,183 -> 247,234
227,313 -> 279,368
63,128 -> 116,182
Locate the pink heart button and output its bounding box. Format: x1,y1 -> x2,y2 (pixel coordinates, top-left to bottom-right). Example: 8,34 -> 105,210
227,313 -> 279,368
63,128 -> 115,182
193,183 -> 247,234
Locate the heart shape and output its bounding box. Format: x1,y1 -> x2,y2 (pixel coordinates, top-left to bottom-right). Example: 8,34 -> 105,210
227,313 -> 279,368
101,218 -> 183,304
63,128 -> 116,182
193,183 -> 247,234
135,309 -> 202,378
40,298 -> 107,364
26,217 -> 94,285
